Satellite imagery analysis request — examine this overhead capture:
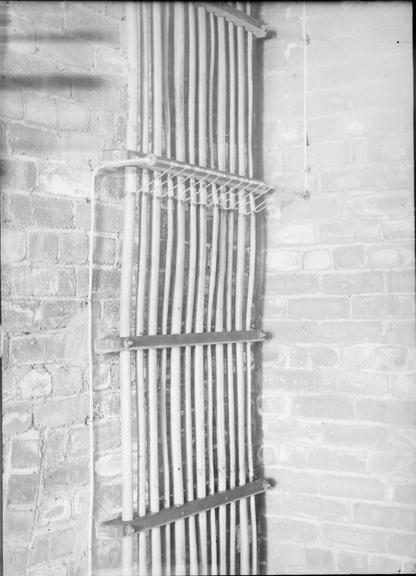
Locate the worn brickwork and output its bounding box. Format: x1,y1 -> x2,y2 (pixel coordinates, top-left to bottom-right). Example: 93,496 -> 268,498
1,2 -> 126,575
260,2 -> 415,574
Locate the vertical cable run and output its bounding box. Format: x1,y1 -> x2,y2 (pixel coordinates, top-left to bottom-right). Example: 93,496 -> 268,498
149,5 -> 162,574
186,4 -> 199,574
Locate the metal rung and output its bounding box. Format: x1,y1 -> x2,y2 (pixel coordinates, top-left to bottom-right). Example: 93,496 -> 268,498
197,2 -> 268,38
95,329 -> 266,354
99,150 -> 275,196
105,478 -> 271,536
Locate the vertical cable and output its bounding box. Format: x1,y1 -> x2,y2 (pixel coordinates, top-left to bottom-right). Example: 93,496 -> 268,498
161,4 -> 172,573
171,3 -> 187,573
216,13 -> 227,576
186,4 -> 199,573
149,4 -> 162,574
227,18 -> 237,575
195,7 -> 208,572
120,5 -> 139,576
303,1 -> 310,199
236,3 -> 250,572
207,10 -> 218,575
246,7 -> 258,573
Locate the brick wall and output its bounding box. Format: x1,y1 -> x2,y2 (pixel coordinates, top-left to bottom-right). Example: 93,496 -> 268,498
1,3 -> 126,574
260,1 -> 415,574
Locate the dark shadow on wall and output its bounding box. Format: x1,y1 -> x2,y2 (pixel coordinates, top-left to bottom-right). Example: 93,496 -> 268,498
252,4 -> 270,572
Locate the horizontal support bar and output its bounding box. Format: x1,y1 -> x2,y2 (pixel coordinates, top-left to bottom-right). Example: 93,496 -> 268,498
95,329 -> 266,354
105,478 -> 270,536
99,150 -> 276,196
197,2 -> 268,38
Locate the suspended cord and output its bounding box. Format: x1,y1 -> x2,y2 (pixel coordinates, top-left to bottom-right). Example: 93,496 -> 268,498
87,170 -> 97,576
302,1 -> 310,200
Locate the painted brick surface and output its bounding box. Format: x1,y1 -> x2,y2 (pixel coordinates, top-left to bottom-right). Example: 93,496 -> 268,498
260,1 -> 415,574
1,3 -> 127,574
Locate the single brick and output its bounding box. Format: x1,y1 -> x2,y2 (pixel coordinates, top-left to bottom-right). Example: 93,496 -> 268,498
333,245 -> 365,269
49,527 -> 76,560
8,122 -> 62,158
272,223 -> 315,246
92,268 -> 120,298
27,231 -> 59,263
3,547 -> 27,575
56,98 -> 90,131
44,459 -> 89,492
1,91 -> 24,120
4,509 -> 34,543
366,245 -> 401,268
3,404 -> 32,435
302,248 -> 331,270
28,533 -> 49,566
262,367 -> 317,392
25,92 -> 57,128
393,482 -> 416,504
19,367 -> 52,398
257,394 -> 289,417
336,452 -> 366,473
387,270 -> 415,293
34,395 -> 89,428
353,502 -> 416,531
307,447 -> 337,471
375,346 -> 407,369
7,473 -> 38,507
318,321 -> 382,343
38,497 -> 71,526
11,436 -> 41,469
319,220 -> 380,243
386,532 -> 416,557
265,272 -> 320,295
305,548 -> 335,573
95,420 -> 121,452
368,556 -> 402,575
44,429 -> 67,467
0,157 -> 37,191
336,550 -> 368,573
321,272 -> 383,294
59,232 -> 89,264
271,468 -> 317,494
288,297 -> 350,319
356,398 -> 416,426
51,365 -> 83,397
40,300 -> 85,330
320,474 -> 385,500
8,194 -> 73,228
322,422 -> 388,447
322,523 -> 386,553
95,453 -> 122,477
2,301 -> 42,334
10,334 -> 65,364
266,249 -> 300,271
12,266 -> 76,298
382,218 -> 413,240
95,203 -> 123,234
352,295 -> 409,318
1,229 -> 26,263
68,426 -> 89,457
94,236 -> 116,265
267,516 -> 319,544
310,346 -> 339,367
293,395 -> 354,420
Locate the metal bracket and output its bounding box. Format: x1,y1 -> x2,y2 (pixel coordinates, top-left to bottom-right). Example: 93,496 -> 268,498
105,478 -> 271,536
196,2 -> 268,38
95,329 -> 267,354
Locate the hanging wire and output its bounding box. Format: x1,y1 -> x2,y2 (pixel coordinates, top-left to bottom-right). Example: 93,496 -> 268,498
302,1 -> 311,200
